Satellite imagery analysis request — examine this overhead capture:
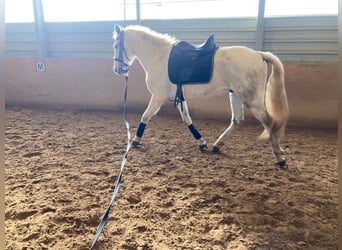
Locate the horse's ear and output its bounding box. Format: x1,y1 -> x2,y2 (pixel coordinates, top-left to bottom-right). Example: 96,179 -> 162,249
115,24 -> 123,33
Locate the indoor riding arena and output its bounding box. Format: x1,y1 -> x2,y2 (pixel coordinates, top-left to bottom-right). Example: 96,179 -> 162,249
4,1 -> 338,249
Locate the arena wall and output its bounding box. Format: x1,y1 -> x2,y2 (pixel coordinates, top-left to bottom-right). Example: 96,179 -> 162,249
5,57 -> 337,128
5,16 -> 338,128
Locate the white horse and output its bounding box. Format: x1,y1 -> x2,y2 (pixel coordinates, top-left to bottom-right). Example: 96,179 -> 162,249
113,25 -> 289,167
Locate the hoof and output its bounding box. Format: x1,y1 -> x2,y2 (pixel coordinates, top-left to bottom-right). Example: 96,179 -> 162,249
132,141 -> 140,148
199,144 -> 207,151
212,146 -> 220,153
277,159 -> 287,168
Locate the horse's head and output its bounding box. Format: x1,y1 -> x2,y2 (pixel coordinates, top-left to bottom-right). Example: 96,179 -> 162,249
113,25 -> 130,75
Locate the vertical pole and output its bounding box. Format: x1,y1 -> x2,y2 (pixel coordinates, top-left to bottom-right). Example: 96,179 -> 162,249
136,0 -> 141,22
123,0 -> 127,21
32,0 -> 48,57
0,2 -> 5,249
256,0 -> 266,51
338,4 -> 342,250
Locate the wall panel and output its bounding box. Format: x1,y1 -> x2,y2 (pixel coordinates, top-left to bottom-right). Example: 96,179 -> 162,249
5,23 -> 37,56
5,16 -> 338,62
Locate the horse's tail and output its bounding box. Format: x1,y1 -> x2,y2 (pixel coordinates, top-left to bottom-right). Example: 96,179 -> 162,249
258,52 -> 289,140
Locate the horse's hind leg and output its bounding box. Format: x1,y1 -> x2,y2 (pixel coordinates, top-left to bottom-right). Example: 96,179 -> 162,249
269,132 -> 286,167
176,101 -> 207,151
132,96 -> 165,147
212,90 -> 244,153
249,106 -> 286,167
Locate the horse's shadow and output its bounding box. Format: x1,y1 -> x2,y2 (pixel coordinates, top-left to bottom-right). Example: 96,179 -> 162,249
130,141 -> 230,159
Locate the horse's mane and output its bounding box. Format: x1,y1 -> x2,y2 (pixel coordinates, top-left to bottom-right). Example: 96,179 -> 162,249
125,25 -> 177,45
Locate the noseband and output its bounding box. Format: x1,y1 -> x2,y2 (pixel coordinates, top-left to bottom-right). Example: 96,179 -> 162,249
114,29 -> 130,75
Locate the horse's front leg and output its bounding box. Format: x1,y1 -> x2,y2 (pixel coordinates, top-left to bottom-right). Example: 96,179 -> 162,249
132,96 -> 165,147
176,100 -> 207,151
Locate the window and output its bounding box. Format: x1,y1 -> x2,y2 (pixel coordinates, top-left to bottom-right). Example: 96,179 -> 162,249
42,0 -> 136,22
5,0 -> 34,23
5,0 -> 338,23
140,0 -> 259,19
265,0 -> 338,17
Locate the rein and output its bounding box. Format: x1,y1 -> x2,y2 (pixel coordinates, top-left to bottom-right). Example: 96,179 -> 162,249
90,75 -> 131,249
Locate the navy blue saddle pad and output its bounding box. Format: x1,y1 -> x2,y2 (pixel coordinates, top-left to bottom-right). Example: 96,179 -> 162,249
168,34 -> 218,85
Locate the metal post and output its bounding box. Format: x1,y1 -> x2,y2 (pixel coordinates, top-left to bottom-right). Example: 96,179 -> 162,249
0,6 -> 5,250
136,0 -> 141,22
256,0 -> 266,51
33,0 -> 48,57
123,0 -> 127,21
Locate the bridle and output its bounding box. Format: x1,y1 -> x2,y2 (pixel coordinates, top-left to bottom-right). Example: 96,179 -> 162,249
114,28 -> 130,75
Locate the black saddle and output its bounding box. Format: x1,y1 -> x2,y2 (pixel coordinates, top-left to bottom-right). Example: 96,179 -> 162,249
168,34 -> 218,108
168,34 -> 218,85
